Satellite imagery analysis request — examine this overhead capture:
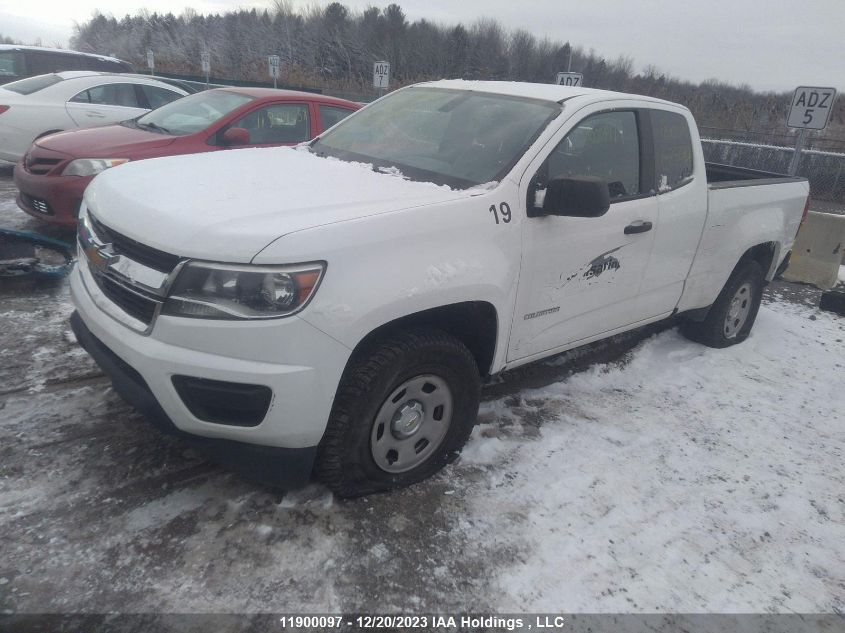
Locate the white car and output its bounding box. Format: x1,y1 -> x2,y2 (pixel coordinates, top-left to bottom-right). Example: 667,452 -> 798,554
0,71 -> 188,163
70,81 -> 810,496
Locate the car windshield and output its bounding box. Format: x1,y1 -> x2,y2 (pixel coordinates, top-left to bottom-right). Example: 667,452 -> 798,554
132,89 -> 253,136
3,73 -> 63,95
311,87 -> 561,188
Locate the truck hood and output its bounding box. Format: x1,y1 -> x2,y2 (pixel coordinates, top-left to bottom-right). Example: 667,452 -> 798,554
36,122 -> 177,157
84,146 -> 475,262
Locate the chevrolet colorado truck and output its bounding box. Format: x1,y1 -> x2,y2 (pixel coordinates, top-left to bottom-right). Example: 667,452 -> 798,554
69,80 -> 810,497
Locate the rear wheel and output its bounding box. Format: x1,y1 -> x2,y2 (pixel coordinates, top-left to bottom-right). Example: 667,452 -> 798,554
681,260 -> 764,348
316,329 -> 480,498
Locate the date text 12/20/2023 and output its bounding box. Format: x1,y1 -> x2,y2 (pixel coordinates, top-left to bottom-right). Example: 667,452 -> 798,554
276,615 -> 567,630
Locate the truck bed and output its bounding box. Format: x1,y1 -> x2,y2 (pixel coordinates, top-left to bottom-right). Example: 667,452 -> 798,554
706,162 -> 806,189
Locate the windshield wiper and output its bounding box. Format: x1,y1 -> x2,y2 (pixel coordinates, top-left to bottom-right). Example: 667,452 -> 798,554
137,121 -> 172,135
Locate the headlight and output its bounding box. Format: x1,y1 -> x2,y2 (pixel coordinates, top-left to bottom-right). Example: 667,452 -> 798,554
161,261 -> 326,320
63,158 -> 130,177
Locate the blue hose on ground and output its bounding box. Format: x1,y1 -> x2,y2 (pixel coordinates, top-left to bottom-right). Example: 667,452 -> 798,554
0,228 -> 75,278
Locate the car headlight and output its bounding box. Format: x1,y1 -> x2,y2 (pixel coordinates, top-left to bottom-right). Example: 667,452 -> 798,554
63,158 -> 130,177
161,261 -> 326,320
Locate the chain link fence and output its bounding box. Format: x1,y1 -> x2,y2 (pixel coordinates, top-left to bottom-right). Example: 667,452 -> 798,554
699,127 -> 845,215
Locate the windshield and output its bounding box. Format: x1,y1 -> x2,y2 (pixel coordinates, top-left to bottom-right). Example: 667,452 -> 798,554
133,90 -> 253,136
311,87 -> 560,188
3,73 -> 63,95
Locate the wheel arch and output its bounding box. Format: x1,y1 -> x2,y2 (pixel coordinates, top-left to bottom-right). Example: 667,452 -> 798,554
682,241 -> 776,322
346,301 -> 499,377
739,241 -> 779,281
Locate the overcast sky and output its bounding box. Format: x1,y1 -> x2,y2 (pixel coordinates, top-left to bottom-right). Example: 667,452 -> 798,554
0,0 -> 842,93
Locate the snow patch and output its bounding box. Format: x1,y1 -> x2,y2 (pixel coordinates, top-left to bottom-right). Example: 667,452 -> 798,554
453,301 -> 845,612
277,484 -> 333,509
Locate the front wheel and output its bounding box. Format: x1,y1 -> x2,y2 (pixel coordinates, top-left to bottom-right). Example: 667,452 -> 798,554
681,260 -> 764,348
315,329 -> 480,498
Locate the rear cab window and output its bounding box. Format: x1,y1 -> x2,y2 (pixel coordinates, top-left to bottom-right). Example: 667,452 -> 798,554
651,109 -> 694,192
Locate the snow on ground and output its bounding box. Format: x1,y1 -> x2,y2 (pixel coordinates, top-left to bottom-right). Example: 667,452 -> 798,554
458,300 -> 844,612
2,298 -> 842,615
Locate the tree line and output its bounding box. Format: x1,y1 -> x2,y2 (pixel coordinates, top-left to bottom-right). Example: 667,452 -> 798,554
22,3 -> 833,148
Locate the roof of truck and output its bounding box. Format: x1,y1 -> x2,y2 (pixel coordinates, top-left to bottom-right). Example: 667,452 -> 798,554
417,79 -> 686,109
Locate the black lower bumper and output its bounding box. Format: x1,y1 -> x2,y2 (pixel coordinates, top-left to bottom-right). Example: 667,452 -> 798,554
70,311 -> 317,488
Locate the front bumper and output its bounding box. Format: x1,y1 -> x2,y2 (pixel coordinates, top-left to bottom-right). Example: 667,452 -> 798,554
14,164 -> 89,226
70,311 -> 317,487
69,261 -> 352,484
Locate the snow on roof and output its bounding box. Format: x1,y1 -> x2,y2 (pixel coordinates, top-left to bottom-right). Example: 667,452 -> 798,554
418,79 -> 684,109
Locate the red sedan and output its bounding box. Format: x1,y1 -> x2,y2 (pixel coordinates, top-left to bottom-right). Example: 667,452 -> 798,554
14,87 -> 360,226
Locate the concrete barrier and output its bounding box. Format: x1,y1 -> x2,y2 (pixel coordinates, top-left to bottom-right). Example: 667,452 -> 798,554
782,211 -> 845,290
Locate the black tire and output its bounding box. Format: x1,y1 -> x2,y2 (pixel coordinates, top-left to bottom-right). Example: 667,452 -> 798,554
681,260 -> 764,348
315,329 -> 480,498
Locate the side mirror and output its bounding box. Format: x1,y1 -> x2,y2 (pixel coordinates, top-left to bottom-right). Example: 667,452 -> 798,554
221,127 -> 250,146
537,176 -> 610,218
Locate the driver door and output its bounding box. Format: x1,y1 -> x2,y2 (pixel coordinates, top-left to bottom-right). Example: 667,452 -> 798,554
508,108 -> 662,362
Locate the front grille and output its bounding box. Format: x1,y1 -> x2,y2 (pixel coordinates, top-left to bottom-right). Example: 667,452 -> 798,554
21,192 -> 53,215
92,272 -> 159,325
83,214 -> 181,328
89,215 -> 180,273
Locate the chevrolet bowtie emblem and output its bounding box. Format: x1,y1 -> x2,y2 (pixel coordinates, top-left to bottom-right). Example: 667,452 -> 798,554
86,242 -> 119,272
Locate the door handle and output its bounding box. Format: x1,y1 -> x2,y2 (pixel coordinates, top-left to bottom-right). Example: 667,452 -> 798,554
85,111 -> 106,118
624,221 -> 653,235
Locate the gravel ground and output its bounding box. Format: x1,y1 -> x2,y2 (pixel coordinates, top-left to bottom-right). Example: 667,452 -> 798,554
0,163 -> 842,623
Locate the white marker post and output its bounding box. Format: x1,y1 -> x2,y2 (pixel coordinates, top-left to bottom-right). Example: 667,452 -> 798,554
373,61 -> 390,97
200,51 -> 211,89
555,72 -> 583,87
268,55 -> 281,89
146,49 -> 154,76
787,86 -> 838,175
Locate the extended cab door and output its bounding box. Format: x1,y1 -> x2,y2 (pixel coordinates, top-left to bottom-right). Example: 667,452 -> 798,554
638,108 -> 708,312
508,106 -> 660,362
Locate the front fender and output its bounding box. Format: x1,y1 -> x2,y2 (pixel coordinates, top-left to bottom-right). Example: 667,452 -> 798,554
253,192 -> 522,371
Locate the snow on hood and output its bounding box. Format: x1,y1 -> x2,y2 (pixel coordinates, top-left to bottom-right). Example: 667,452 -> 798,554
83,146 -> 473,262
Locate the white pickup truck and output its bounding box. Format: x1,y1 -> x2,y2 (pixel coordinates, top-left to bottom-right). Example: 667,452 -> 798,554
70,80 -> 809,496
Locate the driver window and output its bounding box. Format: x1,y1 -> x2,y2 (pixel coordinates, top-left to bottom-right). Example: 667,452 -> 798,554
230,103 -> 310,144
539,111 -> 641,201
